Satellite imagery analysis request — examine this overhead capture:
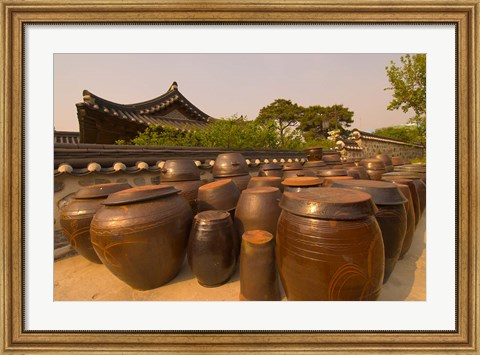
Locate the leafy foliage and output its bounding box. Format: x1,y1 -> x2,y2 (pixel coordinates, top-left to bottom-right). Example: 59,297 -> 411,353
300,104 -> 354,140
256,99 -> 305,148
373,125 -> 423,145
385,54 -> 426,145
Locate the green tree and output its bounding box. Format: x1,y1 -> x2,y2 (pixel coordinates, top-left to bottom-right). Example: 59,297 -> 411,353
300,104 -> 354,140
256,99 -> 304,148
373,125 -> 423,144
385,54 -> 426,145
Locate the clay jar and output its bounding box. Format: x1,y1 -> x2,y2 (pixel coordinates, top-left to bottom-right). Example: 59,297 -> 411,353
380,177 -> 421,227
347,166 -> 370,180
240,230 -> 281,301
381,172 -> 426,214
303,160 -> 327,172
330,180 -> 407,283
315,168 -> 352,187
90,185 -> 193,290
376,154 -> 394,172
159,159 -> 204,213
393,164 -> 427,183
282,177 -> 323,192
303,146 -> 323,161
213,152 -> 251,191
391,156 -> 405,166
322,151 -> 342,166
188,210 -> 237,287
276,188 -> 384,301
59,182 -> 131,264
282,161 -> 303,171
359,158 -> 387,180
247,176 -> 283,192
234,187 -> 282,242
392,183 -> 416,258
197,179 -> 241,217
258,163 -> 283,177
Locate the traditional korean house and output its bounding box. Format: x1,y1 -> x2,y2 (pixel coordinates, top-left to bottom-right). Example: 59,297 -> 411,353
76,82 -> 214,144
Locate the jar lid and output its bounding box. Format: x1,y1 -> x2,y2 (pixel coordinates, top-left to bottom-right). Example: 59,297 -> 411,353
242,230 -> 274,245
329,179 -> 408,205
315,168 -> 348,177
194,210 -> 231,225
249,176 -> 281,183
282,177 -> 322,187
279,187 -> 378,220
394,164 -> 426,173
103,185 -> 180,205
74,182 -> 131,199
359,158 -> 386,170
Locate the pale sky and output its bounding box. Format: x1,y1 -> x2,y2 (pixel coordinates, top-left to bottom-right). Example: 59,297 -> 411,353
54,53 -> 413,132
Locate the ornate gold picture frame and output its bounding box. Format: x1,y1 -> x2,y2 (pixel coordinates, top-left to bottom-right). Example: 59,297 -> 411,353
1,0 -> 478,353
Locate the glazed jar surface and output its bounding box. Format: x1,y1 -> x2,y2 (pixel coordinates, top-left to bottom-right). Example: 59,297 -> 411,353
234,187 -> 282,241
330,180 -> 407,283
160,159 -> 201,182
188,210 -> 237,287
213,152 -> 249,178
247,176 -> 283,191
276,188 -> 385,301
381,177 -> 420,227
394,183 -> 416,258
60,182 -> 131,263
258,163 -> 283,177
240,230 -> 281,301
90,185 -> 193,290
160,179 -> 204,214
303,146 -> 323,161
197,179 -> 240,214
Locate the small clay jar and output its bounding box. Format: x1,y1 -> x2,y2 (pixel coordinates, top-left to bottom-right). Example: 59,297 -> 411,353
212,152 -> 249,177
277,188 -> 384,300
239,230 -> 281,301
282,177 -> 323,192
330,180 -> 407,283
188,210 -> 237,287
347,166 -> 370,180
322,153 -> 341,166
392,183 -> 416,258
90,185 -> 193,290
160,159 -> 201,182
359,158 -> 387,180
59,182 -> 131,264
234,187 -> 282,242
376,154 -> 394,172
247,176 -> 283,192
303,146 -> 323,161
197,179 -> 241,217
258,163 -> 283,177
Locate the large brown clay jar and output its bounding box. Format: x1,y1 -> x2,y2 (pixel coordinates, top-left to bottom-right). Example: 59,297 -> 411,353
347,166 -> 370,180
59,183 -> 131,264
197,179 -> 241,216
213,153 -> 251,191
276,188 -> 385,301
188,210 -> 237,287
382,172 -> 426,214
240,230 -> 281,301
330,180 -> 407,283
393,183 -> 416,258
381,177 -> 421,227
90,185 -> 193,290
234,187 -> 282,242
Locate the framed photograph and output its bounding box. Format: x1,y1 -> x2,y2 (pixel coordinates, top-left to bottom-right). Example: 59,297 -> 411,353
1,0 -> 478,353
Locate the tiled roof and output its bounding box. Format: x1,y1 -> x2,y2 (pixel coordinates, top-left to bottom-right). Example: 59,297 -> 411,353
336,138 -> 363,151
54,131 -> 80,144
77,81 -> 212,128
351,129 -> 424,148
54,143 -> 307,176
